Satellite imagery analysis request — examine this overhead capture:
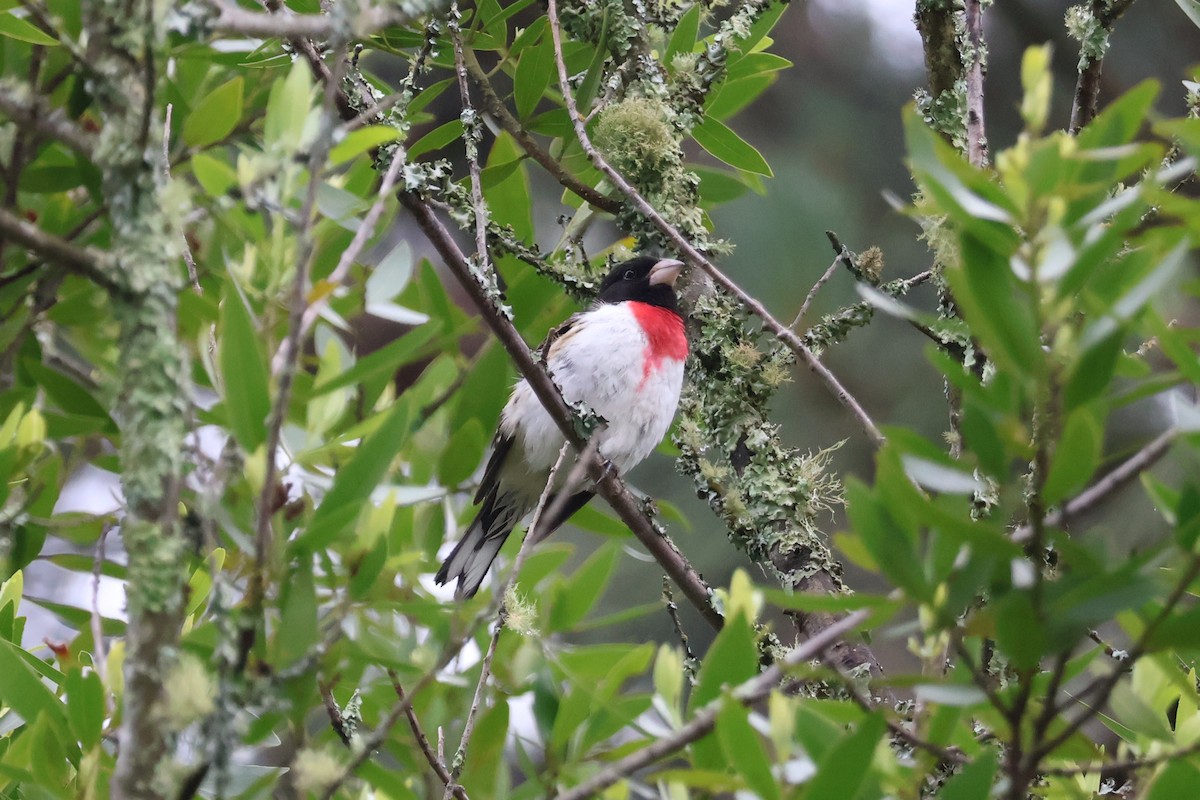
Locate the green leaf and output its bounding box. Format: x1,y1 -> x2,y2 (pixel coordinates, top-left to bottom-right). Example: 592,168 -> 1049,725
692,614 -> 757,710
64,669 -> 104,749
264,61 -> 313,151
437,418 -> 486,487
665,4 -> 700,64
294,394 -> 415,550
182,77 -> 243,148
22,360 -> 117,433
845,478 -> 930,602
0,639 -> 68,728
275,558 -> 318,666
993,593 -> 1044,670
191,151 -> 238,196
1063,330 -> 1122,410
1077,81 -> 1160,150
0,11 -> 58,45
311,323 -> 439,397
515,35 -> 555,120
948,232 -> 1042,378
1150,759 -> 1200,800
408,120 -> 464,159
804,713 -> 885,800
1043,408 -> 1103,506
329,125 -> 401,166
218,280 -> 271,452
550,542 -> 619,630
693,117 -> 773,177
717,700 -> 779,800
940,751 -> 997,800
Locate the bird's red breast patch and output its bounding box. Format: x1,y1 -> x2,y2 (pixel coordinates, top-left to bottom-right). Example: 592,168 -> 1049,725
630,302 -> 688,382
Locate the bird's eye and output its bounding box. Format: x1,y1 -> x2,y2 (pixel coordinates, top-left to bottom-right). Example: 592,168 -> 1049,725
623,270 -> 635,280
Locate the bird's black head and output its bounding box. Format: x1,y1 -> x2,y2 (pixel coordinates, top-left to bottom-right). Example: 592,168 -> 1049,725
596,256 -> 685,313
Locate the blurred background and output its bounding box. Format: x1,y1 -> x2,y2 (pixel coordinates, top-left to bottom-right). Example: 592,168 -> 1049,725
22,0 -> 1200,675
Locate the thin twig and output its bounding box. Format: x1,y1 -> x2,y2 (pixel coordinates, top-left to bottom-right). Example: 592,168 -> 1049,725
0,206 -> 123,295
543,0 -> 885,447
450,7 -> 493,280
315,616 -> 489,800
460,47 -> 621,214
162,103 -> 201,292
388,674 -> 470,800
247,48 -> 349,642
90,526 -> 110,691
1012,429 -> 1177,543
792,256 -> 841,329
549,610 -> 871,800
1040,738 -> 1200,777
1034,551 -> 1200,760
284,144 -> 404,368
443,442 -> 575,798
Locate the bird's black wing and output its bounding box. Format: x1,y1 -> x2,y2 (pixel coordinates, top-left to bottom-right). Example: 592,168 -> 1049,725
474,433 -> 513,506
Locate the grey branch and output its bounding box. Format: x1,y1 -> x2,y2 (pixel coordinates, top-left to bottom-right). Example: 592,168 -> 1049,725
963,0 -> 989,166
1068,0 -> 1138,133
0,78 -> 96,157
0,206 -> 123,295
550,610 -> 871,800
460,48 -> 622,215
1012,429 -> 1177,543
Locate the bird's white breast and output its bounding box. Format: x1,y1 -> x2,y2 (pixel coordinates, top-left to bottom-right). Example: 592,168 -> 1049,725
500,303 -> 685,474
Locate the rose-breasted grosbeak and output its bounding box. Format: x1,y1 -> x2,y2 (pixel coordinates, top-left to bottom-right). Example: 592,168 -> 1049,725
435,256 -> 688,598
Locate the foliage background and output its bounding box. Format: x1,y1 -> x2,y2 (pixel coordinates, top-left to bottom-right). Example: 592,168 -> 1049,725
4,0 -> 1200,799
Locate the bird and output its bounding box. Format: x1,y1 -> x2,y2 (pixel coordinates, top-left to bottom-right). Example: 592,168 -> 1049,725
435,255 -> 688,599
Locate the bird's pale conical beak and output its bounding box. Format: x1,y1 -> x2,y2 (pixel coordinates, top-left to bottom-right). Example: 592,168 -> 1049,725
648,258 -> 685,286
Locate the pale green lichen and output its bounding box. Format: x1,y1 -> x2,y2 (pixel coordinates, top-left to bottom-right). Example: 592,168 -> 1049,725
676,292 -> 844,582
292,748 -> 344,795
503,585 -> 539,636
1065,5 -> 1110,70
159,654 -> 217,730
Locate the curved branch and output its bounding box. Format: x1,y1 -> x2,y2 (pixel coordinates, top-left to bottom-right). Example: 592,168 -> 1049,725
550,609 -> 871,800
0,206 -> 123,295
400,192 -> 724,630
543,0 -> 885,448
460,48 -> 622,215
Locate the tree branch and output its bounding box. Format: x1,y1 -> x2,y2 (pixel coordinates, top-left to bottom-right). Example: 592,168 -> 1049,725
400,192 -> 724,630
1012,429 -> 1176,543
549,609 -> 871,800
543,0 -> 885,448
460,47 -> 622,215
1069,0 -> 1138,133
0,206 -> 123,295
963,0 -> 988,166
0,78 -> 97,158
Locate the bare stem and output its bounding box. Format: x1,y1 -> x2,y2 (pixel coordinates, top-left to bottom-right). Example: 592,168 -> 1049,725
549,610 -> 871,800
444,442 -> 575,798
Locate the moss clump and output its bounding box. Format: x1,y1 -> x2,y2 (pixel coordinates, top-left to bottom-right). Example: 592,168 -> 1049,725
594,97 -> 680,191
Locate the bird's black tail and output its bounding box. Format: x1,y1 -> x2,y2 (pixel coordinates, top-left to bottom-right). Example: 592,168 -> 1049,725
435,491 -> 525,599
434,489 -> 596,598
